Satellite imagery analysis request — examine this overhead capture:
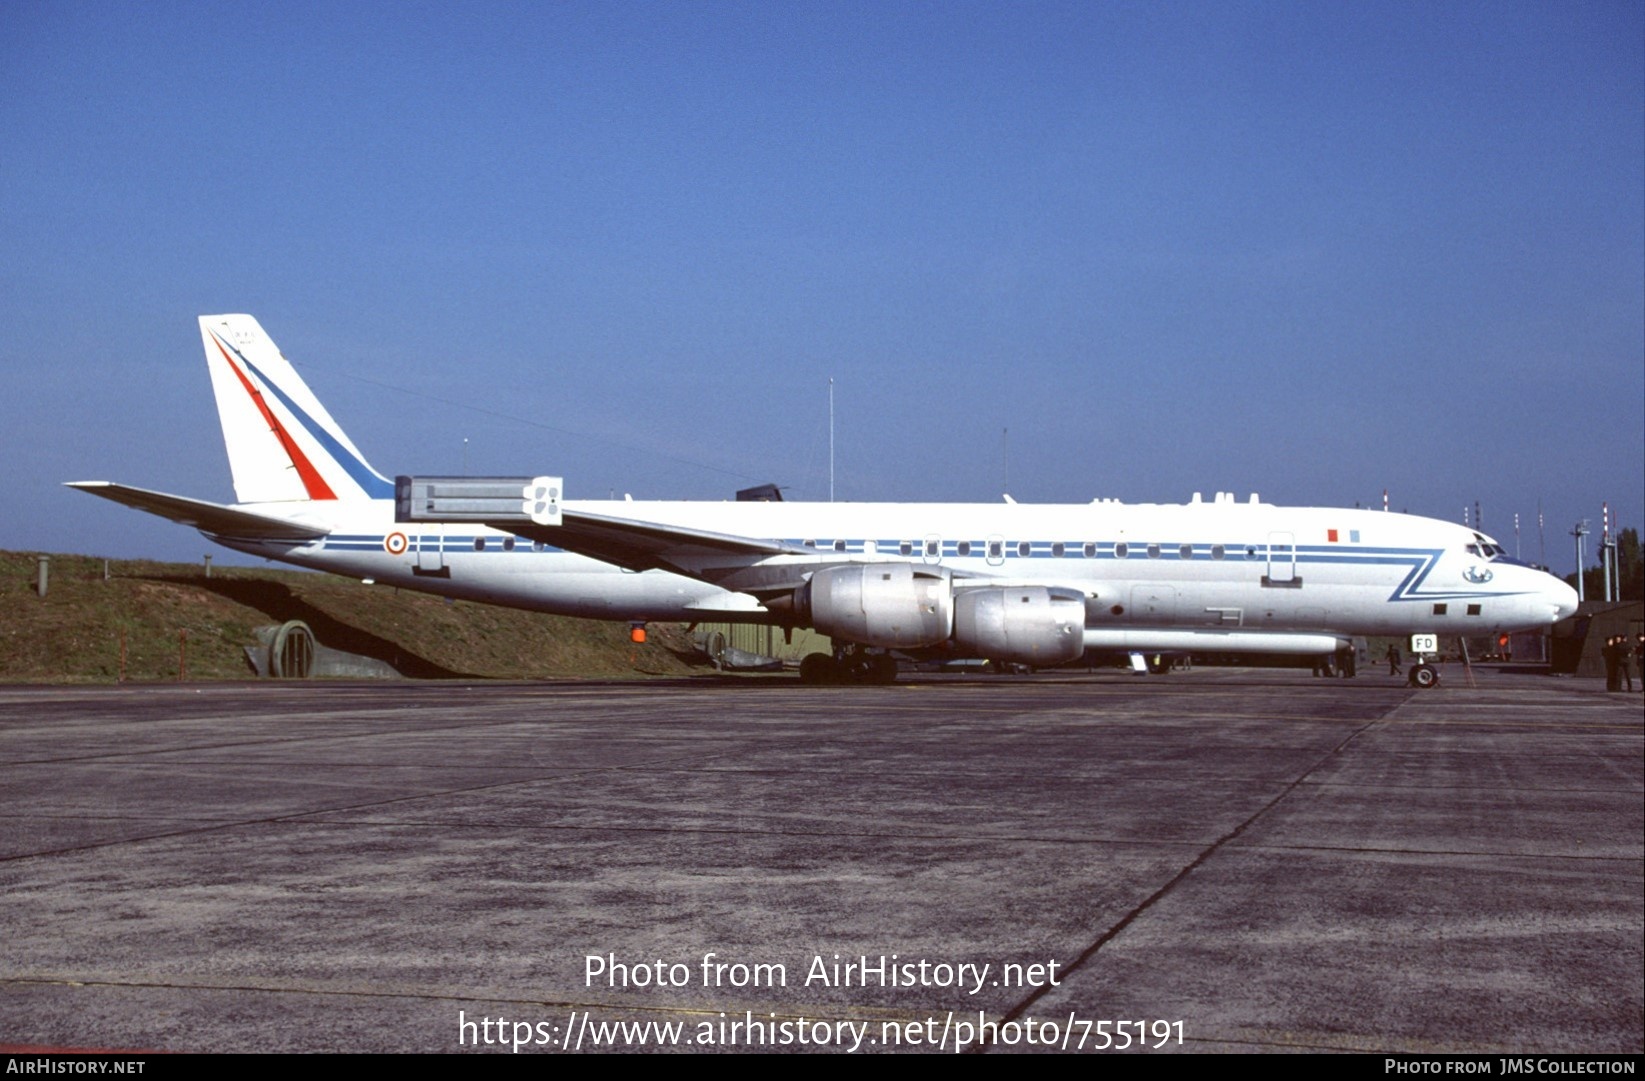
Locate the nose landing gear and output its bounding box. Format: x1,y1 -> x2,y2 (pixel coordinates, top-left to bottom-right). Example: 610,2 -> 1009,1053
1408,662 -> 1439,689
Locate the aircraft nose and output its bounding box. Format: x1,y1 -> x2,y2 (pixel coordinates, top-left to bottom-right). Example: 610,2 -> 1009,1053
1549,577 -> 1579,622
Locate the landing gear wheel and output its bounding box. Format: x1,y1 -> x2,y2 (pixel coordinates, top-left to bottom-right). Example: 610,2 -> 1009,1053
799,653 -> 837,685
839,652 -> 896,685
870,653 -> 899,684
1408,663 -> 1439,689
818,646 -> 899,686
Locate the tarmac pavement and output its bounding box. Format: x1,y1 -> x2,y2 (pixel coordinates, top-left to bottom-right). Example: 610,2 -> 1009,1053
0,667 -> 1639,1053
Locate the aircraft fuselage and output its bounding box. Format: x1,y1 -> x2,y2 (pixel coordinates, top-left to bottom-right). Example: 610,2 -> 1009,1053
216,493 -> 1575,644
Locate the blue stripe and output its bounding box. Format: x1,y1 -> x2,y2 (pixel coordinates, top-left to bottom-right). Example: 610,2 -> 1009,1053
324,527 -> 1530,604
322,534 -> 565,554
219,336 -> 396,499
770,537 -> 1526,603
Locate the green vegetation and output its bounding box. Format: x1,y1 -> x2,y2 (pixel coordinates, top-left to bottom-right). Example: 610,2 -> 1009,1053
2,550 -> 703,682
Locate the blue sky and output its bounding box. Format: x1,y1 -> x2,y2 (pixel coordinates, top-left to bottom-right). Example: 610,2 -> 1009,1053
4,1 -> 1641,576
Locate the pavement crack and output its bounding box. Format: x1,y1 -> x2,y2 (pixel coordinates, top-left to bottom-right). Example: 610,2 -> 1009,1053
967,692 -> 1415,1053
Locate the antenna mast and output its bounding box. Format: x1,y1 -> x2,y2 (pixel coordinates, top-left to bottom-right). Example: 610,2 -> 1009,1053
1538,500 -> 1546,566
828,378 -> 835,503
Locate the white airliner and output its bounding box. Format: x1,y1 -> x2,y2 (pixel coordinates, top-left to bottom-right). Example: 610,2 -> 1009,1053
71,314 -> 1578,685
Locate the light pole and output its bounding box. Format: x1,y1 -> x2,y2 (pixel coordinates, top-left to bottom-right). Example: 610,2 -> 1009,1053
1570,520 -> 1589,602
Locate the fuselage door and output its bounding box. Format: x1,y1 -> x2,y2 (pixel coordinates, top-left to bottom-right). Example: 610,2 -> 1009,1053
1266,532 -> 1296,584
416,526 -> 445,573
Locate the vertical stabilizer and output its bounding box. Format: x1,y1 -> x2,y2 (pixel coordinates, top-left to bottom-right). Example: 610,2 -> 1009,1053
199,315 -> 392,504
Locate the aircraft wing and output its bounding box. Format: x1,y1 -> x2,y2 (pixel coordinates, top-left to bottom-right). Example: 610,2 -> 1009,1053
501,508 -> 803,574
497,509 -> 1056,599
66,481 -> 331,541
395,474 -> 814,582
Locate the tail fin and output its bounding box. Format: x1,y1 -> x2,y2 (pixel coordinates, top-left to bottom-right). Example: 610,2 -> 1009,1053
199,314 -> 393,504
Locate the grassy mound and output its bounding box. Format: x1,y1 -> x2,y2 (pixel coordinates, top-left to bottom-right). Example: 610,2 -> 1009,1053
2,550 -> 703,682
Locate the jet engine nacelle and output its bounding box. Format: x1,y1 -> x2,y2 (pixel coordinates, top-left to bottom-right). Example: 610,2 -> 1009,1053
954,586 -> 1086,666
802,563 -> 954,648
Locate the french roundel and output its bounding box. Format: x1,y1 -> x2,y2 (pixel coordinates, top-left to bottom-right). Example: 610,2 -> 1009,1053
384,532 -> 408,555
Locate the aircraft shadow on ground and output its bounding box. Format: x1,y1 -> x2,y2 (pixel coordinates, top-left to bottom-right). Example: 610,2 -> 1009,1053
141,575 -> 470,679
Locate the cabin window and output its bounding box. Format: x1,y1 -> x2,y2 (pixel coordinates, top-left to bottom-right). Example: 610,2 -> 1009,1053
899,541 -> 912,556
957,541 -> 972,556
1016,541 -> 1030,557
1433,603 -> 1448,615
833,539 -> 847,553
1147,544 -> 1161,559
1083,542 -> 1096,558
1052,542 -> 1065,557
926,539 -> 939,557
1245,546 -> 1257,559
503,537 -> 515,552
1115,542 -> 1129,559
804,539 -> 816,548
532,541 -> 545,552
473,538 -> 486,551
988,540 -> 1004,560
1179,544 -> 1193,559
1467,603 -> 1481,616
1211,544 -> 1225,560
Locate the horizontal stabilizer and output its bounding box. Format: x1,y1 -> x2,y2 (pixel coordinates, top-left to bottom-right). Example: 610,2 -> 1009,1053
65,482 -> 331,541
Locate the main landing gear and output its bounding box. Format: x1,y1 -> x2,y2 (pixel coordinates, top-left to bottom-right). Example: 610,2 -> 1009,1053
798,646 -> 899,685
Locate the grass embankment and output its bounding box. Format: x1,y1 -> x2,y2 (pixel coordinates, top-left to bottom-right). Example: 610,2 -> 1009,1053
2,550 -> 702,682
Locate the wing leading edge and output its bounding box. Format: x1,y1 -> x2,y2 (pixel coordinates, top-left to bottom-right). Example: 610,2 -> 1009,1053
393,474 -> 801,575
65,482 -> 331,541
506,507 -> 800,571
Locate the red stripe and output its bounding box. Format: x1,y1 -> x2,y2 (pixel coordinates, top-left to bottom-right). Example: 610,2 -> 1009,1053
213,336 -> 337,500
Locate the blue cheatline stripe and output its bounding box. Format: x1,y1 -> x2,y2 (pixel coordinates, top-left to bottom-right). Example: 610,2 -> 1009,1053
767,537 -> 1527,603
218,336 -> 396,499
322,534 -> 565,554
325,526 -> 1537,603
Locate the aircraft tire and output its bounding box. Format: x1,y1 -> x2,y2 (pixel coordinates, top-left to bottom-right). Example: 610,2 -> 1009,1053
799,653 -> 838,685
840,653 -> 888,685
871,653 -> 899,684
1408,664 -> 1440,689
